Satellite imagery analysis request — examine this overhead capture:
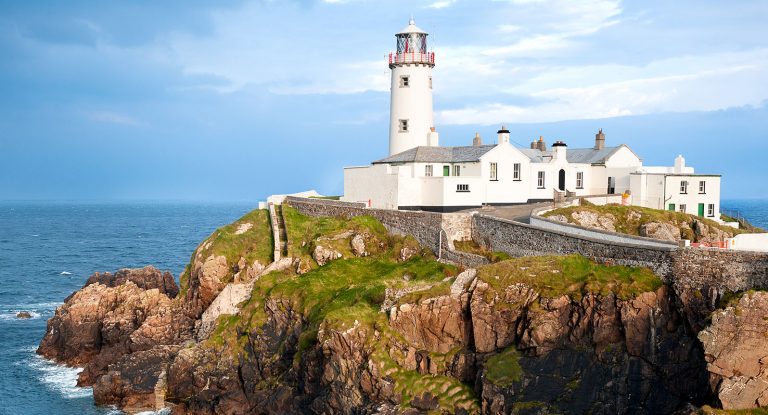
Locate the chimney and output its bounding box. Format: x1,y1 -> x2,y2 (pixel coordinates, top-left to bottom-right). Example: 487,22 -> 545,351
530,141 -> 537,149
473,132 -> 482,146
497,125 -> 510,145
674,155 -> 686,174
537,136 -> 547,151
552,140 -> 567,161
595,128 -> 605,150
428,127 -> 440,147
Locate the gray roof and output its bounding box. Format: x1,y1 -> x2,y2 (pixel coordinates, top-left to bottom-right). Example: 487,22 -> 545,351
373,145 -> 497,164
373,144 -> 633,165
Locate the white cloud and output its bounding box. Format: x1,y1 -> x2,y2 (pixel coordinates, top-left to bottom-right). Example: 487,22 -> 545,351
436,49 -> 768,124
428,0 -> 458,9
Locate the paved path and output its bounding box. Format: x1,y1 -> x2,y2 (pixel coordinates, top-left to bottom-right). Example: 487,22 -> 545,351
457,201 -> 555,223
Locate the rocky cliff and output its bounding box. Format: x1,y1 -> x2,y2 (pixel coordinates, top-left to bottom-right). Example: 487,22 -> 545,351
38,206 -> 768,414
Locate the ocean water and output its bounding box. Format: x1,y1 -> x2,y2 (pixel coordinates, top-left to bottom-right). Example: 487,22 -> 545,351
0,202 -> 253,415
0,199 -> 764,415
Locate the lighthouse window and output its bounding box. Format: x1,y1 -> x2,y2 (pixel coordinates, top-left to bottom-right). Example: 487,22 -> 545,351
400,75 -> 410,88
429,76 -> 432,89
398,119 -> 409,133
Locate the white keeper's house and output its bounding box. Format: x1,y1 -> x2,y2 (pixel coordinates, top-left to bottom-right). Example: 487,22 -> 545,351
342,19 -> 723,220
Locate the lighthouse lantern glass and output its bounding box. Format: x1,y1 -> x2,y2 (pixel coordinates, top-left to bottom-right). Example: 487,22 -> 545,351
396,33 -> 427,54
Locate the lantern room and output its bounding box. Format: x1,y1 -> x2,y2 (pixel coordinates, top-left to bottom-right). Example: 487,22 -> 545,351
389,18 -> 435,68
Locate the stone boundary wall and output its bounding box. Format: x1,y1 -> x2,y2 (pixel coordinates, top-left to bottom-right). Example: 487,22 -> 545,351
473,214 -> 676,278
530,209 -> 677,250
672,248 -> 768,292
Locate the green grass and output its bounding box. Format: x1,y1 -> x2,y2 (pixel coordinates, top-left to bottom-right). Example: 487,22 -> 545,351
477,254 -> 662,302
544,203 -> 750,242
282,205 -> 389,260
485,347 -> 522,388
309,195 -> 341,200
177,209 -> 273,297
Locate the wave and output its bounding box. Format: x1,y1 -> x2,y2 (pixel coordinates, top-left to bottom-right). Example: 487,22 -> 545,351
27,354 -> 92,399
0,302 -> 60,321
0,310 -> 42,321
60,271 -> 73,275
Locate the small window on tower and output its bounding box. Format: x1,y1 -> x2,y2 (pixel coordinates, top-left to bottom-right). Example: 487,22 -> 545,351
429,76 -> 433,89
400,75 -> 410,88
399,119 -> 409,133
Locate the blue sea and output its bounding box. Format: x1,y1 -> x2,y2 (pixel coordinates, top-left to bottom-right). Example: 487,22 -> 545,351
0,199 -> 765,415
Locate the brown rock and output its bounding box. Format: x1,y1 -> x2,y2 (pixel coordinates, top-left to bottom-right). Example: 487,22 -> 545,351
351,234 -> 367,257
16,311 -> 32,319
639,222 -> 681,241
84,266 -> 178,299
313,245 -> 342,266
699,291 -> 768,410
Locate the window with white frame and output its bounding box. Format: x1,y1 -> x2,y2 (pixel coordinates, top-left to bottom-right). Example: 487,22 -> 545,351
537,171 -> 545,188
699,180 -> 706,194
576,172 -> 584,189
708,204 -> 715,217
513,163 -> 521,180
425,165 -> 433,177
400,75 -> 410,87
679,204 -> 687,213
490,162 -> 498,180
680,180 -> 688,194
453,165 -> 461,176
398,119 -> 408,133
457,184 -> 469,192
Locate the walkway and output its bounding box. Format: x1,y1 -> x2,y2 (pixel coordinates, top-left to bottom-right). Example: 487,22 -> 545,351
458,201 -> 555,223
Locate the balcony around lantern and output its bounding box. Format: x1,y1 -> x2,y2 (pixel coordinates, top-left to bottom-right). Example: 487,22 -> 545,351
388,51 -> 435,67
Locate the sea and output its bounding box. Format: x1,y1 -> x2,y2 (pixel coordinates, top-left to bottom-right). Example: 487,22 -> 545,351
0,199 -> 766,415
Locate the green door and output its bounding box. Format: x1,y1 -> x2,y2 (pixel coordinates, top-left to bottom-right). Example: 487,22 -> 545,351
443,166 -> 450,177
668,203 -> 676,211
698,203 -> 705,217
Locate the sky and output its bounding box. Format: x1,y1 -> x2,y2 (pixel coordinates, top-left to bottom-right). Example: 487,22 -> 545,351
0,0 -> 766,201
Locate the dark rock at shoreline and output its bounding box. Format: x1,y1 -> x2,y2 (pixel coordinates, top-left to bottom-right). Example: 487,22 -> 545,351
16,311 -> 32,319
82,266 -> 179,299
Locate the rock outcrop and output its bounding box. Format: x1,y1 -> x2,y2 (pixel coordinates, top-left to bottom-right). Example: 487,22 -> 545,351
37,267 -> 192,388
699,291 -> 768,410
40,206 -> 766,414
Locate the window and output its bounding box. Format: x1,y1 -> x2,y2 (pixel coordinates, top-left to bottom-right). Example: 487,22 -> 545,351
537,171 -> 545,189
443,166 -> 450,177
668,203 -> 676,211
453,165 -> 461,177
490,162 -> 498,181
425,165 -> 433,177
457,184 -> 469,192
607,177 -> 616,194
398,119 -> 409,133
429,76 -> 432,89
400,75 -> 410,87
576,172 -> 584,189
513,163 -> 521,181
699,181 -> 706,194
679,204 -> 687,213
680,180 -> 688,194
708,204 -> 715,217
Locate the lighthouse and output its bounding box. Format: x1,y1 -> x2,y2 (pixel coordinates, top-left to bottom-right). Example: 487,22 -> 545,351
388,18 -> 436,156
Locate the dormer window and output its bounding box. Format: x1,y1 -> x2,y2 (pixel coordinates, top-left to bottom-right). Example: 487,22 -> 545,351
400,75 -> 410,88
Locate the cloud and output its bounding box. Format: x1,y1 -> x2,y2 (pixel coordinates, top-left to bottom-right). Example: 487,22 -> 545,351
436,49 -> 768,124
428,0 -> 458,8
86,111 -> 140,126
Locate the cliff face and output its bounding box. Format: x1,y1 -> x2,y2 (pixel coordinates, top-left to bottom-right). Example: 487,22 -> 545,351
36,207 -> 763,414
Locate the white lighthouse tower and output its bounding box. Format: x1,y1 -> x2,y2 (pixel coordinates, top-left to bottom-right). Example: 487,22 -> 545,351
388,18 -> 436,156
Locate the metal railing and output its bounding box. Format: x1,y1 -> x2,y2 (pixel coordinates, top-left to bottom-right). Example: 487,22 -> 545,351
389,51 -> 435,65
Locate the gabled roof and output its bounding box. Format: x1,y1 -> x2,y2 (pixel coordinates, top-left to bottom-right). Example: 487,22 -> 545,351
373,145 -> 496,164
373,144 -> 638,165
